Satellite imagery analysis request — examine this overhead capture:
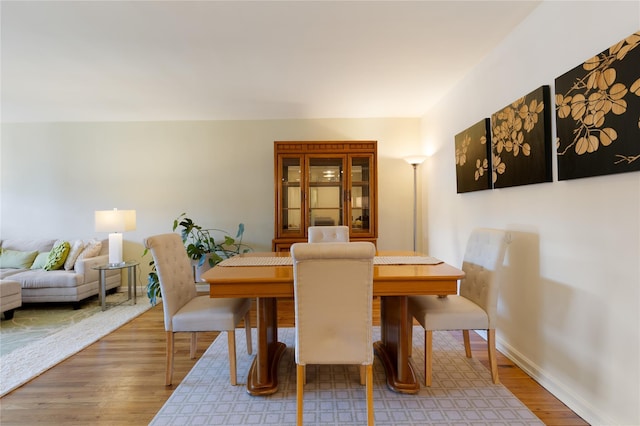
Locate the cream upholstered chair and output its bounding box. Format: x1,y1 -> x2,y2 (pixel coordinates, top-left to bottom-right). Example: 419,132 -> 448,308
408,228 -> 509,387
144,233 -> 252,386
307,225 -> 349,243
291,242 -> 376,426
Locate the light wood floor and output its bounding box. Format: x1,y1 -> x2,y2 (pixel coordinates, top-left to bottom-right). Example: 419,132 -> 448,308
0,298 -> 588,425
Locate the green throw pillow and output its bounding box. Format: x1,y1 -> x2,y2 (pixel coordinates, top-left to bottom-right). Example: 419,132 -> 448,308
30,251 -> 51,269
43,241 -> 71,271
0,249 -> 39,269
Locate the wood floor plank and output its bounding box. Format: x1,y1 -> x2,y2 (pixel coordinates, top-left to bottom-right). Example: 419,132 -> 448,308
0,298 -> 587,425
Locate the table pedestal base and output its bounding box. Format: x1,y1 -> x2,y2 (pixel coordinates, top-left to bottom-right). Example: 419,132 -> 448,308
374,341 -> 419,394
247,342 -> 286,395
375,295 -> 420,394
246,296 -> 286,396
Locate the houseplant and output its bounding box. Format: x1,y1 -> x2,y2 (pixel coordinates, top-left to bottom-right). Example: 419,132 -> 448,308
144,213 -> 251,305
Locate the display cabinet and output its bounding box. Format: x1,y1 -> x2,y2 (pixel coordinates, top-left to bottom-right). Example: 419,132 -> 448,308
273,141 -> 377,251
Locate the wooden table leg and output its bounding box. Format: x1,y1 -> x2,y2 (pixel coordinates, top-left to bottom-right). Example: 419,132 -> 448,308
247,297 -> 286,395
373,295 -> 420,394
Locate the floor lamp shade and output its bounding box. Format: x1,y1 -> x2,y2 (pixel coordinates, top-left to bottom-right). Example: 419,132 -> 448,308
95,209 -> 136,266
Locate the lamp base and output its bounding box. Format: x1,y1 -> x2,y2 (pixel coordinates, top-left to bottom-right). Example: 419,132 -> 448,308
108,233 -> 124,266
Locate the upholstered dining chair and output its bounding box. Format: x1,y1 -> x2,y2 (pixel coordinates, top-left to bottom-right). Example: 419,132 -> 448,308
408,228 -> 509,387
144,233 -> 252,386
291,242 -> 376,426
307,225 -> 349,243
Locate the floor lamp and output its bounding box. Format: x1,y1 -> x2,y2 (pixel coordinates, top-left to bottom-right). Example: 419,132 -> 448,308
404,156 -> 426,252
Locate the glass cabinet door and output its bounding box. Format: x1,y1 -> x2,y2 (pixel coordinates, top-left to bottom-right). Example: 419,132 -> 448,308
349,155 -> 375,237
277,155 -> 304,238
307,156 -> 346,229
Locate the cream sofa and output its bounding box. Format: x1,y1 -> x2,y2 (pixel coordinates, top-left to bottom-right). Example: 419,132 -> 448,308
0,280 -> 21,319
0,238 -> 121,308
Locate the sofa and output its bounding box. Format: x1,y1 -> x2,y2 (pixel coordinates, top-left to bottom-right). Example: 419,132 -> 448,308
0,280 -> 21,319
0,238 -> 121,310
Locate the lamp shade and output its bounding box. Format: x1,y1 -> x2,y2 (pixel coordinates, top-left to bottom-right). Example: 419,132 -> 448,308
404,155 -> 427,166
95,209 -> 136,232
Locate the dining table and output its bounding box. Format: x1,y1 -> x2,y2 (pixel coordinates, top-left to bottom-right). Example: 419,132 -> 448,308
201,250 -> 465,396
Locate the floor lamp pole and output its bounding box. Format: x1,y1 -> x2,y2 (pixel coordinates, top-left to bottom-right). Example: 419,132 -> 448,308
411,163 -> 418,253
404,155 -> 426,253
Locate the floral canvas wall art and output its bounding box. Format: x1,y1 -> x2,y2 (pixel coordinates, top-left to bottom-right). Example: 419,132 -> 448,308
491,85 -> 553,188
454,118 -> 492,193
555,31 -> 640,180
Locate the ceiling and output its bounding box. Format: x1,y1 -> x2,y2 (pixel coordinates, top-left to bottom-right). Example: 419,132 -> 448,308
1,1 -> 541,123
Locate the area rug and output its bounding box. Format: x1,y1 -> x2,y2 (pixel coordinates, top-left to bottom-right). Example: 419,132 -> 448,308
1,292 -> 137,356
0,294 -> 152,397
150,326 -> 543,425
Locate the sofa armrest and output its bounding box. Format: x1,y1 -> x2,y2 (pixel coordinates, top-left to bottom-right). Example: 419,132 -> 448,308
75,254 -> 109,281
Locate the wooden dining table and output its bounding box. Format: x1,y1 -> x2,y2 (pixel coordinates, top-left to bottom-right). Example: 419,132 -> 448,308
201,250 -> 465,396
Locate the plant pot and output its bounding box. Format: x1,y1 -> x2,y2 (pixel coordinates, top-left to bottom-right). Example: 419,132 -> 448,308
191,254 -> 214,283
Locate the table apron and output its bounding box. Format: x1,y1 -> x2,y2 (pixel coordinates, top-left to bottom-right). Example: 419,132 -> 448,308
209,279 -> 457,298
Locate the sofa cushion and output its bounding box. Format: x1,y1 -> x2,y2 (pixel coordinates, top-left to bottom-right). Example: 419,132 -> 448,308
74,239 -> 102,269
30,251 -> 51,269
44,241 -> 71,271
0,239 -> 56,253
0,249 -> 39,269
63,240 -> 85,271
0,269 -> 26,279
8,269 -> 83,289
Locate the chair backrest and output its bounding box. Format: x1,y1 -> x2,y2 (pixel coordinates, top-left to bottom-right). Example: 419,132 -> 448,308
144,233 -> 197,332
459,228 -> 509,328
307,226 -> 349,243
291,242 -> 375,366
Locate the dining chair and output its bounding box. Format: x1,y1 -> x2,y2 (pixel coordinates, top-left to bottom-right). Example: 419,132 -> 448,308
144,233 -> 252,386
291,241 -> 376,426
408,228 -> 509,387
307,225 -> 349,243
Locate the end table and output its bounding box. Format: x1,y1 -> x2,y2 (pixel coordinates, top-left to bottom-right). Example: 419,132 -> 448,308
93,260 -> 139,311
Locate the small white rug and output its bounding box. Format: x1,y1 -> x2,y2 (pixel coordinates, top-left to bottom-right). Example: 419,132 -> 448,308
151,326 -> 543,425
0,300 -> 152,396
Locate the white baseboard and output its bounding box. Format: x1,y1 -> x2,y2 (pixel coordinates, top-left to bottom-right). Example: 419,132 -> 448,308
494,335 -> 613,426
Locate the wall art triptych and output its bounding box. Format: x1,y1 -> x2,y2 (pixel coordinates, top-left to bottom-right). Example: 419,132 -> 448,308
454,30 -> 640,193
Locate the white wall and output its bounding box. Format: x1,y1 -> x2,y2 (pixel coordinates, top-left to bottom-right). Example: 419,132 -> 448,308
1,117 -> 421,279
421,1 -> 639,424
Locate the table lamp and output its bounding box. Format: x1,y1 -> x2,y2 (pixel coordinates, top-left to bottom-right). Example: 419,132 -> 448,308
95,208 -> 136,266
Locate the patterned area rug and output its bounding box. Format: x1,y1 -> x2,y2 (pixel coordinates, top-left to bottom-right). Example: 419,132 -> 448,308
0,293 -> 152,396
151,326 -> 543,425
1,292 -> 135,356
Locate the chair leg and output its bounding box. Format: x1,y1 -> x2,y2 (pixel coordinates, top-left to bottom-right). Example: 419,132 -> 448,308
425,330 -> 433,387
463,329 -> 472,358
297,364 -> 305,426
227,330 -> 237,385
244,311 -> 253,355
165,331 -> 174,386
487,329 -> 499,384
190,332 -> 197,359
366,363 -> 374,426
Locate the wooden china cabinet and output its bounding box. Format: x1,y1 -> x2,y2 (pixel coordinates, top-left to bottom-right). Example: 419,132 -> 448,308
272,141 -> 378,251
